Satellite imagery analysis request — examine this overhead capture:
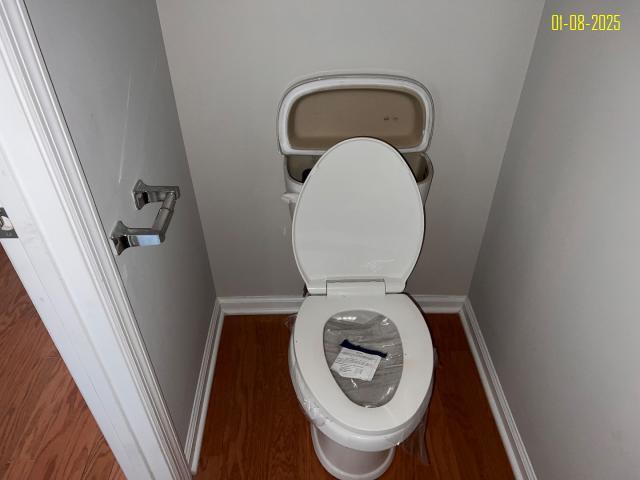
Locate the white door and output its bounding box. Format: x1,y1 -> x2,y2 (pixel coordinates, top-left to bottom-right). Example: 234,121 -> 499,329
23,0 -> 215,446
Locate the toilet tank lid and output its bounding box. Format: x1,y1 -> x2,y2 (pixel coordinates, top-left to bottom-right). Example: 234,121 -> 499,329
277,74 -> 434,156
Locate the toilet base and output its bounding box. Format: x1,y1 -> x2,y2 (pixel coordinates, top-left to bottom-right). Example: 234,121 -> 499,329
311,426 -> 395,480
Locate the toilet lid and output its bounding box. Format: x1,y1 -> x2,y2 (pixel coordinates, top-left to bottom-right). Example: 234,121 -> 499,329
292,138 -> 424,294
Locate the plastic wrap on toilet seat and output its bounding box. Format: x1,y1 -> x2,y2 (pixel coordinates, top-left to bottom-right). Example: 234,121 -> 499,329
286,311 -> 435,465
323,310 -> 403,408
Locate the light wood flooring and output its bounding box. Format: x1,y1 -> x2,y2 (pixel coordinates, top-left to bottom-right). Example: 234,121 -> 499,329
0,246 -> 122,479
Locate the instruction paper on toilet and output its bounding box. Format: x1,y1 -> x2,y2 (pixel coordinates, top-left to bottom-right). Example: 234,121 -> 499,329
330,347 -> 381,381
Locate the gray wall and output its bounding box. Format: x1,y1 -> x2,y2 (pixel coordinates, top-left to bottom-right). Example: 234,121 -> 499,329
25,0 -> 216,446
156,0 -> 544,296
470,2 -> 640,478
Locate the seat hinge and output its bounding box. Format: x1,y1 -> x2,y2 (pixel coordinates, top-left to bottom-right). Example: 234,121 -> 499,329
326,279 -> 386,296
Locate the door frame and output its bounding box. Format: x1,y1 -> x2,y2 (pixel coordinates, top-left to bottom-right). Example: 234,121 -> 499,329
0,1 -> 191,478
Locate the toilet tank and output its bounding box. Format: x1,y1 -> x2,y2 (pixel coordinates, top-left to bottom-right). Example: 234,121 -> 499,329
278,74 -> 435,216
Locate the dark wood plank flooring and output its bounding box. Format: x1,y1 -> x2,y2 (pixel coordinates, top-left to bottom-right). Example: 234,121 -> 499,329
196,313 -> 514,479
0,245 -> 123,479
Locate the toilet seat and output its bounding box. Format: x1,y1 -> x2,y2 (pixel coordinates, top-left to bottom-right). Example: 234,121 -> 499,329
289,137 -> 433,450
292,294 -> 433,438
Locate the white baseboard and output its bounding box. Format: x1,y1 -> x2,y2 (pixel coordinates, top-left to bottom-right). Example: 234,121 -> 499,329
412,294 -> 466,313
218,295 -> 303,315
459,298 -> 536,480
184,299 -> 225,474
218,294 -> 467,315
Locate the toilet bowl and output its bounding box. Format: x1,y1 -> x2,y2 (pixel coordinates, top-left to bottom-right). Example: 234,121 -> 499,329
287,137 -> 435,479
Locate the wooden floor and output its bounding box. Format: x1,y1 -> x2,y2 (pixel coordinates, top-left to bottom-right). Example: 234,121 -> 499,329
0,246 -> 122,479
196,313 -> 514,479
0,237 -> 513,479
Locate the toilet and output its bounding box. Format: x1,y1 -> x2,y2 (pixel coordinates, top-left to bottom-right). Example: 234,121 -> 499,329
286,137 -> 435,480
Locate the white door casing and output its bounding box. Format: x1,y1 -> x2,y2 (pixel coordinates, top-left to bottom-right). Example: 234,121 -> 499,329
0,0 -> 213,478
22,0 -> 216,448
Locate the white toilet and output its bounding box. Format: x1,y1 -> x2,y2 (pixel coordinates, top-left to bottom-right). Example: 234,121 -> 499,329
287,137 -> 435,480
